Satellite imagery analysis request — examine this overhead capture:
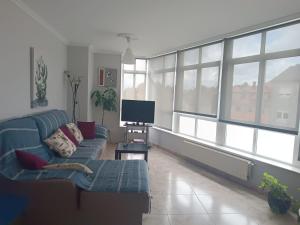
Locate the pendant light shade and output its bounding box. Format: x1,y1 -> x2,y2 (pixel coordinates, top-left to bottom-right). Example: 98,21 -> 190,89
122,47 -> 135,64
118,33 -> 136,65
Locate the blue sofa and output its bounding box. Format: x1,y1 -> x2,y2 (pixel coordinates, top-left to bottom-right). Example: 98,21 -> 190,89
0,109 -> 150,225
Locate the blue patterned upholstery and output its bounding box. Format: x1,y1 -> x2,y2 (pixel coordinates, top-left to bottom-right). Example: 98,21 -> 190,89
31,110 -> 70,140
69,146 -> 100,159
0,110 -> 150,195
0,117 -> 53,176
96,124 -> 108,139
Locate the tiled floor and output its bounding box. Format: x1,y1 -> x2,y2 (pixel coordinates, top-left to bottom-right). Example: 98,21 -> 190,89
101,144 -> 297,225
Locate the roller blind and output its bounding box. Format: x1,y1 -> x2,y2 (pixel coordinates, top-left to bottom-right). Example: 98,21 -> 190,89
220,23 -> 300,134
174,42 -> 222,117
148,54 -> 176,130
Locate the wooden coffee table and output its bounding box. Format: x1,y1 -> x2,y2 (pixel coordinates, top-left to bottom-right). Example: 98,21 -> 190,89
115,143 -> 149,162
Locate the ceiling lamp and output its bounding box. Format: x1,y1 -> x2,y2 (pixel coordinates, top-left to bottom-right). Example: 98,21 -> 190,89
118,33 -> 136,65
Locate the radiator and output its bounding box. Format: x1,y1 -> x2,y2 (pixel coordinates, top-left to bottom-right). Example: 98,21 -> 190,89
184,140 -> 253,181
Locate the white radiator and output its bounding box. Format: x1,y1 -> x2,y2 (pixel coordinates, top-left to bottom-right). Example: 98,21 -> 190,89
184,140 -> 253,181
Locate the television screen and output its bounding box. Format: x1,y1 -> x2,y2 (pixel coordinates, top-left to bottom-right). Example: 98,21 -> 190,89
121,100 -> 155,124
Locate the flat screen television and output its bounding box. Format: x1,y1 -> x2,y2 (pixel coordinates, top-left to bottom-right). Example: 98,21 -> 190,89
121,100 -> 155,124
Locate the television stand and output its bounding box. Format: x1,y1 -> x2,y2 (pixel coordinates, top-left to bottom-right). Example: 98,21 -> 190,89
124,123 -> 151,147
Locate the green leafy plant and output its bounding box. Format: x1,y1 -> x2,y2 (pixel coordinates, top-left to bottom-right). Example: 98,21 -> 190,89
259,172 -> 291,214
290,188 -> 300,222
91,88 -> 117,125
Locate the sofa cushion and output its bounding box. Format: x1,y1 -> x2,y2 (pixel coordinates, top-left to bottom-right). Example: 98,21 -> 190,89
32,110 -> 70,140
77,121 -> 96,139
60,125 -> 79,146
69,146 -> 101,160
96,124 -> 108,139
66,123 -> 84,143
0,117 -> 52,160
44,129 -> 76,158
15,150 -> 48,170
80,138 -> 106,148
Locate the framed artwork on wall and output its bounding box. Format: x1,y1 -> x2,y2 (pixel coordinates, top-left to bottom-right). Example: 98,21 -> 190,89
98,67 -> 117,87
30,47 -> 48,108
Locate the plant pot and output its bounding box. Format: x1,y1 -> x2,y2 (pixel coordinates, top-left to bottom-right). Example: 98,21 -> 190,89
267,192 -> 291,214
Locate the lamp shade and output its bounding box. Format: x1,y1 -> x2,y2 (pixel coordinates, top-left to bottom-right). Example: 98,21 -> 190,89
122,47 -> 135,64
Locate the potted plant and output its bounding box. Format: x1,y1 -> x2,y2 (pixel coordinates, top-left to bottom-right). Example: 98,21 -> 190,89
91,88 -> 117,125
259,172 -> 291,214
290,188 -> 300,222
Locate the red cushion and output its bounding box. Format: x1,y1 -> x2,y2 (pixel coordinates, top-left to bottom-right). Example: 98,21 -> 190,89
77,121 -> 96,139
15,150 -> 48,170
60,126 -> 79,146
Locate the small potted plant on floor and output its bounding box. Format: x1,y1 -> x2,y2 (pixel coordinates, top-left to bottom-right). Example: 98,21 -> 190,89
259,172 -> 291,214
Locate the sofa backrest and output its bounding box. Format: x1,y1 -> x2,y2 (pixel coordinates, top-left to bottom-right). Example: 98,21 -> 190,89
31,110 -> 71,140
0,117 -> 52,175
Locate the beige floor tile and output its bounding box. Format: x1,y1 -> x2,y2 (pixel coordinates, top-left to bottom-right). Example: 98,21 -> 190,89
150,179 -> 194,195
151,194 -> 207,215
169,215 -> 214,225
209,213 -> 259,225
143,214 -> 170,225
102,144 -> 296,225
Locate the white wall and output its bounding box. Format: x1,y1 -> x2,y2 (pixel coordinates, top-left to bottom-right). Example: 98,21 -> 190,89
92,53 -> 124,143
67,46 -> 89,121
0,0 -> 67,120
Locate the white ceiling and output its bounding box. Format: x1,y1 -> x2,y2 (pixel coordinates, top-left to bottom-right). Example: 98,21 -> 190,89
21,0 -> 300,57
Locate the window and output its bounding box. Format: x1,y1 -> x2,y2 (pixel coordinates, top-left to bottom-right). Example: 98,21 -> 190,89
175,42 -> 222,116
232,33 -> 261,58
222,23 -> 300,133
225,124 -> 254,152
230,62 -> 259,122
148,54 -> 176,130
179,116 -> 195,136
144,21 -> 300,166
198,67 -> 219,115
265,23 -> 300,53
122,59 -> 147,100
197,119 -> 217,142
256,129 -> 295,163
261,56 -> 300,129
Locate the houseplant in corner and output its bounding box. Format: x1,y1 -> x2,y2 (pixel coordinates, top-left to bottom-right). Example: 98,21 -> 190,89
259,172 -> 291,214
91,88 -> 117,125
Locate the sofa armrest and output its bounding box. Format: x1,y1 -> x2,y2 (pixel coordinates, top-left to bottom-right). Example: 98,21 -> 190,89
96,124 -> 108,139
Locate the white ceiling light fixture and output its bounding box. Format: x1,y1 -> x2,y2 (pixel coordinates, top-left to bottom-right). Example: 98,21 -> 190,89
118,33 -> 136,65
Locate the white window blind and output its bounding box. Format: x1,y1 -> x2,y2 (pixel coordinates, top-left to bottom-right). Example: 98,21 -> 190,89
148,54 -> 176,130
175,42 -> 222,117
221,23 -> 300,133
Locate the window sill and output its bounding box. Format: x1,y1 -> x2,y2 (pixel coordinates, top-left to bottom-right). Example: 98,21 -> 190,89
151,126 -> 300,175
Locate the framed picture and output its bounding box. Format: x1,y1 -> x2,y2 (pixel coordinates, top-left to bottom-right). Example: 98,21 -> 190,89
104,68 -> 117,87
98,67 -> 105,86
30,47 -> 48,108
97,67 -> 117,87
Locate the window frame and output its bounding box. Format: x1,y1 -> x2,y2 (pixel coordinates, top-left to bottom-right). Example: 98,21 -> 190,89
175,41 -> 223,118
121,58 -> 147,100
220,28 -> 300,135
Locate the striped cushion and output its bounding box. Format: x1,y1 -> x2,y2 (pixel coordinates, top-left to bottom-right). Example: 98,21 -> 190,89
32,110 -> 70,140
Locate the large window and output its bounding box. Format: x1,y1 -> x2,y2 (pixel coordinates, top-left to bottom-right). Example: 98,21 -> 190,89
175,42 -> 222,117
135,22 -> 300,166
221,24 -> 300,133
148,54 -> 176,130
122,59 -> 147,100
